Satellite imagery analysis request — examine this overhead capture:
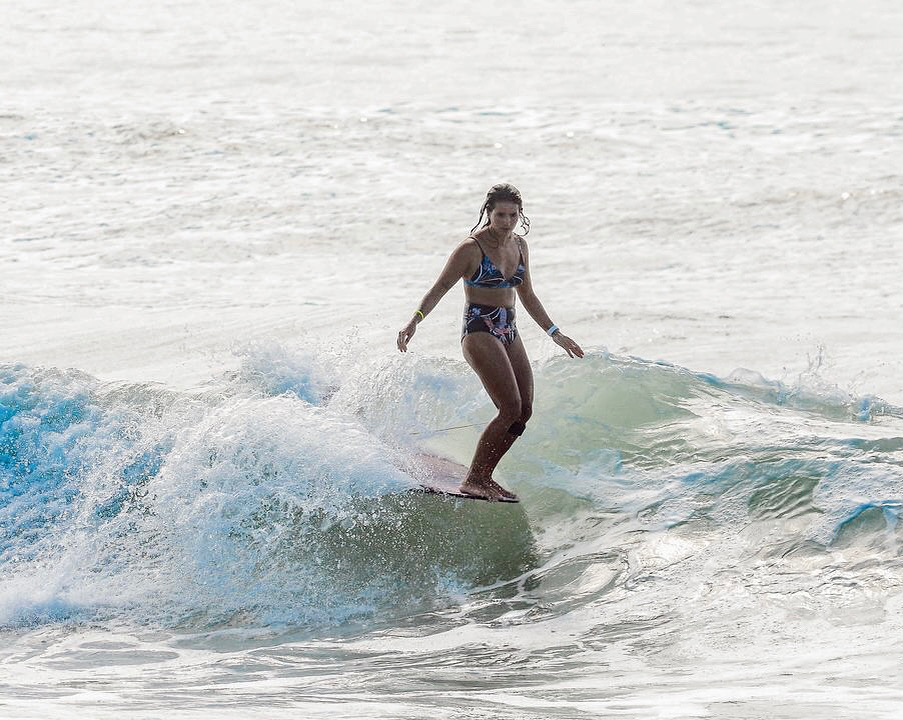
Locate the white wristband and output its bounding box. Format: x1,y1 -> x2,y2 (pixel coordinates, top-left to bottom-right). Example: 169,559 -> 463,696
547,324 -> 559,336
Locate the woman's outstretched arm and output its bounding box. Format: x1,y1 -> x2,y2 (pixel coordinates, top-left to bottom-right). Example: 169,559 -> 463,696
515,240 -> 584,358
397,242 -> 474,352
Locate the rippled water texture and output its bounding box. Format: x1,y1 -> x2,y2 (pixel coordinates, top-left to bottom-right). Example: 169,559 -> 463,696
3,0 -> 903,396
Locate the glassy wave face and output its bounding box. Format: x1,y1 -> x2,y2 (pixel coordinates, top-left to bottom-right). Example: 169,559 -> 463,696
2,349 -> 902,635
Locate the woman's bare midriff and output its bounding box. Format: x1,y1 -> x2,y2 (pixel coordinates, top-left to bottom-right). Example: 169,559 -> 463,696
463,286 -> 517,307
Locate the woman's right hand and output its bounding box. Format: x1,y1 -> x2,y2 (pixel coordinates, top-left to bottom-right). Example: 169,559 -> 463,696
397,319 -> 418,352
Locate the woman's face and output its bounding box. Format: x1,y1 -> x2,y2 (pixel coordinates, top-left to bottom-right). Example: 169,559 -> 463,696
487,201 -> 520,235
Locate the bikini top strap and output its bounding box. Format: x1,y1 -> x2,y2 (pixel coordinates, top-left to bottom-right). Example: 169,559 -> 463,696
470,234 -> 525,265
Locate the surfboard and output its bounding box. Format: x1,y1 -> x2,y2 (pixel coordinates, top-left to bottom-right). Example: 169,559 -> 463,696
405,452 -> 519,503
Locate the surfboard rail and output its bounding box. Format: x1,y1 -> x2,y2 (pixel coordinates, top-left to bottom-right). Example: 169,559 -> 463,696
403,452 -> 520,503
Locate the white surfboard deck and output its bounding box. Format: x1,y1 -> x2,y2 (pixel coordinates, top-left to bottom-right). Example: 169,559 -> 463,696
405,452 -> 519,503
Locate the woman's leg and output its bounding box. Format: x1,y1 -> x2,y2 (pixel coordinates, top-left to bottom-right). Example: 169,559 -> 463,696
479,334 -> 534,474
461,332 -> 522,500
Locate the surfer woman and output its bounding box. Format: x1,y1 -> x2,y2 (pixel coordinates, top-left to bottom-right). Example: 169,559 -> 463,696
396,183 -> 584,501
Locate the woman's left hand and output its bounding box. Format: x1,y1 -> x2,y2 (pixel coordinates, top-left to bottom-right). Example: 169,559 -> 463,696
552,332 -> 584,358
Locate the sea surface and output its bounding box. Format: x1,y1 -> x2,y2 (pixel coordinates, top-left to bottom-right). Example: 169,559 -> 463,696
3,1 -> 903,718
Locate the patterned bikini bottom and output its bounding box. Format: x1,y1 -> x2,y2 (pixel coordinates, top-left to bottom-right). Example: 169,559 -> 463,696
461,303 -> 518,346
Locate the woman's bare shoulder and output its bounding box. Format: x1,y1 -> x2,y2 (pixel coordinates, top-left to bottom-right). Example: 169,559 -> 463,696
455,235 -> 482,257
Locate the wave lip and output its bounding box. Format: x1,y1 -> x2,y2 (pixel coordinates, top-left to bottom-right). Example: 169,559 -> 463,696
0,361 -> 532,630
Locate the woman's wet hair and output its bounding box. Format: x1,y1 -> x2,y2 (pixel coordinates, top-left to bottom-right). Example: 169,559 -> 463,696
471,183 -> 531,235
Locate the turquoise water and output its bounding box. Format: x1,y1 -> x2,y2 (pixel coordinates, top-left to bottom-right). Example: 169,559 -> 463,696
3,351 -> 903,717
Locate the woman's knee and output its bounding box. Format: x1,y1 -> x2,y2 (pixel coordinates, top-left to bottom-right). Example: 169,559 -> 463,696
497,398 -> 522,425
506,403 -> 532,438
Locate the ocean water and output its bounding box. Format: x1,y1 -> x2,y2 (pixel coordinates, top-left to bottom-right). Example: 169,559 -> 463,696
3,1 -> 903,717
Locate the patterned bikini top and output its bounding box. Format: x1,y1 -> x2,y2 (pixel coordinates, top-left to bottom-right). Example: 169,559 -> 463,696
464,236 -> 526,289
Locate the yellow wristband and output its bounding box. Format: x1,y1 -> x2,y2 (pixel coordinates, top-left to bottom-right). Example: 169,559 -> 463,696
415,310 -> 425,321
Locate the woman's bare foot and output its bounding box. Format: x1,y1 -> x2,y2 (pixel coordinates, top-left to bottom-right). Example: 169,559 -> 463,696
458,475 -> 518,502
490,479 -> 518,500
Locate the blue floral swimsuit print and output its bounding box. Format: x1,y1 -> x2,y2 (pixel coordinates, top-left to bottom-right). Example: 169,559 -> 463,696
461,236 -> 526,347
